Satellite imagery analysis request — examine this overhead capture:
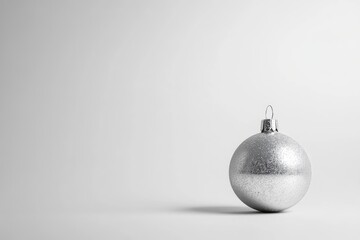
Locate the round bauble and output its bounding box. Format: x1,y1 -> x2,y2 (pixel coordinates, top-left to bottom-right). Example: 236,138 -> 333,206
229,106 -> 311,212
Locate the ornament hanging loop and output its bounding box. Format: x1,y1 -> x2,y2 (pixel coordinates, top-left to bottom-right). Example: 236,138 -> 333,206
265,105 -> 274,119
261,105 -> 278,133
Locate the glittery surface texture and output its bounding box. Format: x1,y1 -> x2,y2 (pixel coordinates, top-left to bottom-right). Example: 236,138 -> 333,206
229,132 -> 311,212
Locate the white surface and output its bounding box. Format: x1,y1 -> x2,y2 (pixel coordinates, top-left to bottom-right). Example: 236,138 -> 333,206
1,1 -> 360,239
1,203 -> 359,239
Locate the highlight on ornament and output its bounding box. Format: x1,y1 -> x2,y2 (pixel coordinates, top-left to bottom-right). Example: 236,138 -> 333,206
229,105 -> 311,212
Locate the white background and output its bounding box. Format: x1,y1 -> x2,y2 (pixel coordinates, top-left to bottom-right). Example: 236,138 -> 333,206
1,0 -> 359,239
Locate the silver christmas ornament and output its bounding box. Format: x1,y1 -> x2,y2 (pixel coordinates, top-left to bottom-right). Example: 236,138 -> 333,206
229,105 -> 311,212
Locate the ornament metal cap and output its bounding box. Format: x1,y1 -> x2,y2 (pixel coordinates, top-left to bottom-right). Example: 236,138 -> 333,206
261,105 -> 278,133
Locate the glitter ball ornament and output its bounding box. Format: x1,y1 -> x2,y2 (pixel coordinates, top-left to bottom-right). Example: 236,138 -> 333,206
229,105 -> 311,212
